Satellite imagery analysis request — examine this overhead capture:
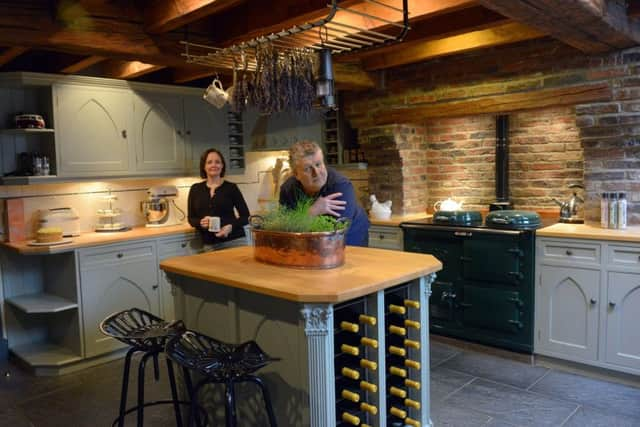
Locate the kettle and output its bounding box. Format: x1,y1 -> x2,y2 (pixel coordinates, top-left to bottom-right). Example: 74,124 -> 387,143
553,183 -> 584,224
370,194 -> 392,220
434,197 -> 463,212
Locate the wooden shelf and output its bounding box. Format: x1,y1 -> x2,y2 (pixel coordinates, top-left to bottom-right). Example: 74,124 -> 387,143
11,342 -> 82,367
0,128 -> 55,135
7,293 -> 78,313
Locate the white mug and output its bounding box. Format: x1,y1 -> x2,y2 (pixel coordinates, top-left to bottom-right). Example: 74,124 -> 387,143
208,216 -> 221,232
203,79 -> 228,109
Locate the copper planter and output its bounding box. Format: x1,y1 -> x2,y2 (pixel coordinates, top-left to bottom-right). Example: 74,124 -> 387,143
251,228 -> 346,269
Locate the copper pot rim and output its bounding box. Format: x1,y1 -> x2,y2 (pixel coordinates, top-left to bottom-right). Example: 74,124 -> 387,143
251,228 -> 347,238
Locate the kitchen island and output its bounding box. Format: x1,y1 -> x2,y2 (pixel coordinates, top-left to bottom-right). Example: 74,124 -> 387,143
160,245 -> 441,427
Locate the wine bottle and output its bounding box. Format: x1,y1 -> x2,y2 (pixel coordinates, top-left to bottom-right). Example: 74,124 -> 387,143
390,393 -> 421,410
388,345 -> 406,357
340,366 -> 360,380
389,365 -> 407,378
404,319 -> 420,330
405,417 -> 421,427
389,386 -> 406,398
359,358 -> 377,371
335,330 -> 379,350
339,321 -> 359,333
334,308 -> 377,327
404,358 -> 421,370
387,294 -> 420,309
358,314 -> 377,326
388,325 -> 406,336
389,406 -> 407,419
404,338 -> 421,349
388,304 -> 406,315
388,375 -> 421,390
338,399 -> 378,416
340,388 -> 360,402
339,411 -> 360,426
335,377 -> 378,394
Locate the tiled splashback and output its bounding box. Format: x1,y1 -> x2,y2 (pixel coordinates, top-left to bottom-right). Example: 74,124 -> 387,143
1,151 -> 288,239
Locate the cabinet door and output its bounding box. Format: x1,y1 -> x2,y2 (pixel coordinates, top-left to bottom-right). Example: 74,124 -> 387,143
79,243 -> 159,357
157,236 -> 200,320
54,84 -> 133,175
184,96 -> 227,174
536,264 -> 600,361
133,92 -> 185,172
605,271 -> 640,369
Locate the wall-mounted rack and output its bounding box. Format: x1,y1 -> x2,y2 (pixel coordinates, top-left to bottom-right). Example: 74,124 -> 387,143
181,0 -> 409,71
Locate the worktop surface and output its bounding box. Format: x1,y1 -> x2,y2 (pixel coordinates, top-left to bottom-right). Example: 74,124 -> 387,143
537,223 -> 640,242
160,245 -> 442,303
1,224 -> 195,254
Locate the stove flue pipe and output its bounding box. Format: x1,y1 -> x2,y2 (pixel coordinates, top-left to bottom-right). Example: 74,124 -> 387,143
494,115 -> 510,207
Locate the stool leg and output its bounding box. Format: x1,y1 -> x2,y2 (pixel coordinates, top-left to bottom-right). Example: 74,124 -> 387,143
137,351 -> 155,427
188,379 -> 209,427
117,348 -> 137,427
153,353 -> 161,380
246,376 -> 278,427
166,358 -> 184,427
224,379 -> 237,427
183,368 -> 205,427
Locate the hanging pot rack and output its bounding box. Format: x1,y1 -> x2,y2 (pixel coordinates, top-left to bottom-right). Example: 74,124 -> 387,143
181,0 -> 409,71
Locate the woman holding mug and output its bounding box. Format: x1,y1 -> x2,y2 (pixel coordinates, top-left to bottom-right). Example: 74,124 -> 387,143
188,148 -> 250,250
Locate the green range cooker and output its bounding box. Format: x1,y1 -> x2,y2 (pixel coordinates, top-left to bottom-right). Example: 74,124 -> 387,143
400,210 -> 540,354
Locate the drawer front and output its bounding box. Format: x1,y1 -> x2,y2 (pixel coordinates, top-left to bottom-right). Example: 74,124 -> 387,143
607,245 -> 640,270
369,226 -> 402,250
158,236 -> 200,258
79,242 -> 156,269
538,239 -> 600,264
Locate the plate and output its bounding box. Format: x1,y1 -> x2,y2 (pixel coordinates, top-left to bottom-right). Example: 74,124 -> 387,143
28,238 -> 73,247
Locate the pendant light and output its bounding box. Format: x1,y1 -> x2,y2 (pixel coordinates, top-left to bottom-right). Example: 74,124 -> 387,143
316,27 -> 336,109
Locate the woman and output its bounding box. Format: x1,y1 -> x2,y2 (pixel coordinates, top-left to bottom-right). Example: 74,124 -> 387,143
188,148 -> 250,250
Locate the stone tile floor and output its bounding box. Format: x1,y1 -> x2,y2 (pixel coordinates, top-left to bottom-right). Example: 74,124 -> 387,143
1,338 -> 639,426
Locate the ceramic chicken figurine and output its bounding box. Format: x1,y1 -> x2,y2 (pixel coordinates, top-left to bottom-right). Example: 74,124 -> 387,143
370,194 -> 392,220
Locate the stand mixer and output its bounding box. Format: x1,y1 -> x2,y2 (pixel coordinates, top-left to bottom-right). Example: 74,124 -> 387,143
141,185 -> 186,227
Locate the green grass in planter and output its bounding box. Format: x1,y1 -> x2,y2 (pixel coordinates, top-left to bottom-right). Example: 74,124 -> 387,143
261,198 -> 348,232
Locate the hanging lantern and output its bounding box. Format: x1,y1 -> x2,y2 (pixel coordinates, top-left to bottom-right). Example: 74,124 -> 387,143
316,48 -> 336,108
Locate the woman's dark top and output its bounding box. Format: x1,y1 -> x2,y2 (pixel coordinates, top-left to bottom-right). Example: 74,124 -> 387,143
187,180 -> 250,245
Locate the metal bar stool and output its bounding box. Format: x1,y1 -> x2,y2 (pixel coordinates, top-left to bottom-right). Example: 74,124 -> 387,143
100,308 -> 194,427
165,330 -> 280,427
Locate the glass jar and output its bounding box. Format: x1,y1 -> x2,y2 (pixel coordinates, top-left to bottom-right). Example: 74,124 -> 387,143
608,192 -> 618,229
617,192 -> 627,229
600,192 -> 609,228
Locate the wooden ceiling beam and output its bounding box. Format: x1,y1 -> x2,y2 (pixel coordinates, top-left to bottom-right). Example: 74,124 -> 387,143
372,83 -> 610,125
0,46 -> 28,66
477,0 -> 640,53
145,0 -> 244,34
60,55 -> 105,74
362,21 -> 545,71
101,60 -> 166,79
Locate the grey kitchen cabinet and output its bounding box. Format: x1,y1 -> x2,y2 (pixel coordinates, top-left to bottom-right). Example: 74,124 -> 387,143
133,91 -> 186,173
0,250 -> 82,374
54,84 -> 134,176
79,241 -> 160,358
184,95 -> 228,174
368,224 -> 403,250
536,237 -> 640,375
157,234 -> 201,320
536,263 -> 600,362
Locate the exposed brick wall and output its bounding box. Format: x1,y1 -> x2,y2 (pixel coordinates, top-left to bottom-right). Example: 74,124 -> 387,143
344,38 -> 640,224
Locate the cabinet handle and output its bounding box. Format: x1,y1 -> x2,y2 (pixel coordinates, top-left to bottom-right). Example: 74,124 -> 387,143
186,130 -> 191,135
121,130 -> 127,139
181,243 -> 187,248
117,253 -> 123,258
565,250 -> 573,256
590,298 -> 597,305
609,301 -> 616,308
152,285 -> 159,290
379,234 -> 385,239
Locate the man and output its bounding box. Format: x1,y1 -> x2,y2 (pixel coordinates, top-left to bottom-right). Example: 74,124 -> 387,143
279,140 -> 369,246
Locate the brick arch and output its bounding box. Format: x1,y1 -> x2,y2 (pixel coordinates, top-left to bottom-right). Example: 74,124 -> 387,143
359,124 -> 428,215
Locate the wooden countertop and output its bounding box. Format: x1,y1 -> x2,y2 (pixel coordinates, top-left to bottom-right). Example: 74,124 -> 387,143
537,223 -> 640,243
1,224 -> 196,254
369,213 -> 431,227
160,245 -> 442,303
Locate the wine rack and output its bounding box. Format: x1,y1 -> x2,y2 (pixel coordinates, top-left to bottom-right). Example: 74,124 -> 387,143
333,280 -> 429,427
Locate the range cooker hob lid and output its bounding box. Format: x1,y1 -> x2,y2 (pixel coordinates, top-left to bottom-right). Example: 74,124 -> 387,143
432,210 -> 483,226
485,209 -> 541,230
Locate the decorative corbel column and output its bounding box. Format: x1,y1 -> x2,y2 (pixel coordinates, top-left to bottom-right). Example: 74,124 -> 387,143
301,304 -> 335,427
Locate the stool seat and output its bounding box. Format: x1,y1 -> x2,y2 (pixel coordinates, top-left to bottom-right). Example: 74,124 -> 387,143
166,331 -> 279,381
166,330 -> 279,427
99,308 -> 192,427
100,307 -> 185,351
